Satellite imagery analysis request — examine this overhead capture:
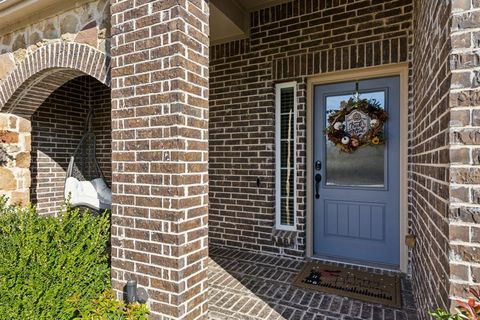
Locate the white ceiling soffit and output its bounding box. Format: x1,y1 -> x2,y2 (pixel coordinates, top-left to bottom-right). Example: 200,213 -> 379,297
237,0 -> 290,12
210,1 -> 247,44
0,0 -> 22,11
209,0 -> 292,44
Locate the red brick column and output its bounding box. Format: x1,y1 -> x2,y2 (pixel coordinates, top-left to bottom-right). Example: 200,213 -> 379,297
414,1 -> 480,317
110,1 -> 209,318
449,0 -> 480,305
411,1 -> 451,317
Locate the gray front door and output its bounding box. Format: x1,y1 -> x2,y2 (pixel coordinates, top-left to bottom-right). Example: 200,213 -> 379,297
313,76 -> 400,268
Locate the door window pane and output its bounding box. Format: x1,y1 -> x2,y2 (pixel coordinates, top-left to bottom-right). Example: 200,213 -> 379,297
325,92 -> 386,187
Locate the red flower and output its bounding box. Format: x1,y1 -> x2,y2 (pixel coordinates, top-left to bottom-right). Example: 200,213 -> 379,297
469,298 -> 476,308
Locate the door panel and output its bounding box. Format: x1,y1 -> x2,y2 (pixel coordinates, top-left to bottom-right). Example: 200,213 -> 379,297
324,200 -> 385,241
313,76 -> 400,268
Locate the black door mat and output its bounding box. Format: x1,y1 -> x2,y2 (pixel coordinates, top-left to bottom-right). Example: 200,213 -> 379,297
293,262 -> 401,308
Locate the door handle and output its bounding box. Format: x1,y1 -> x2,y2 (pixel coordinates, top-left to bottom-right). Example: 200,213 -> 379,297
315,174 -> 321,199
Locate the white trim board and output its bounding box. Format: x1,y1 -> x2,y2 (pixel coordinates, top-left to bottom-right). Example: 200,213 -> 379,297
275,81 -> 297,231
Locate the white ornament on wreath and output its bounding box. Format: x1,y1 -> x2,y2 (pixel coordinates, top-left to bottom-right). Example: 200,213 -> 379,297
333,122 -> 343,130
341,136 -> 350,145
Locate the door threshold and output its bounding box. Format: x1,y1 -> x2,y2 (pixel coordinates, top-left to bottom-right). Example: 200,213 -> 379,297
310,254 -> 403,276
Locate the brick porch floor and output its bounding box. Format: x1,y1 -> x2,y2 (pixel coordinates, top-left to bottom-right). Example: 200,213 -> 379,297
208,247 -> 418,320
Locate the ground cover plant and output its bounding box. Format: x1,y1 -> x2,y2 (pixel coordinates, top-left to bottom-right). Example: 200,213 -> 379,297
430,287 -> 480,320
0,197 -> 147,319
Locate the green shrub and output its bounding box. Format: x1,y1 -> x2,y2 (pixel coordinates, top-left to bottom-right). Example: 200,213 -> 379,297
70,289 -> 150,320
0,197 -> 111,319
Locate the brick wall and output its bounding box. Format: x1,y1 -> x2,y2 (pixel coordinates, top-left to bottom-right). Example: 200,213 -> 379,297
209,0 -> 413,257
91,80 -> 113,187
31,76 -> 111,215
411,1 -> 451,318
110,1 -> 209,318
449,0 -> 480,306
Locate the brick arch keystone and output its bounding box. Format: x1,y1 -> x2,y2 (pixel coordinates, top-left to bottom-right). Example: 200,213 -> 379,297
0,42 -> 110,118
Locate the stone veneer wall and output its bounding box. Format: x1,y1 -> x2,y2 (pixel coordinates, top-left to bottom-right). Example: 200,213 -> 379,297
30,76 -> 111,215
411,1 -> 451,318
209,0 -> 413,258
0,115 -> 31,205
0,0 -> 110,91
0,0 -> 110,55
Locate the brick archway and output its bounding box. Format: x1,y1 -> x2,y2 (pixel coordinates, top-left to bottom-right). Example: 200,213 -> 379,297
0,42 -> 110,117
0,42 -> 110,207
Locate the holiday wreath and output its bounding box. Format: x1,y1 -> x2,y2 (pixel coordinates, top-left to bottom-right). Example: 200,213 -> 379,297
324,98 -> 388,153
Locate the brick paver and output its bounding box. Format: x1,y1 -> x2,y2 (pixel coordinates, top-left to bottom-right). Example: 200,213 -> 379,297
209,247 -> 418,320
